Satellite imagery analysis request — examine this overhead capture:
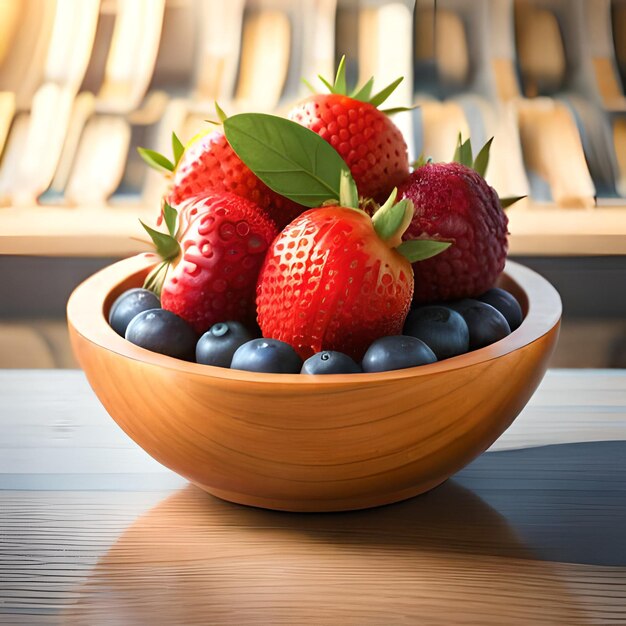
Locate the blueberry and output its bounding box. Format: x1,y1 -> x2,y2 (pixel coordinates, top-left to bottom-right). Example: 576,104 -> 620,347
301,351 -> 362,374
404,305 -> 469,360
108,288 -> 160,336
448,299 -> 511,350
362,336 -> 437,373
230,338 -> 303,373
196,321 -> 252,368
125,309 -> 197,361
478,288 -> 523,331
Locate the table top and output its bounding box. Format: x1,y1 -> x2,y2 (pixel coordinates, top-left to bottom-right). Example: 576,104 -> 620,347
1,369 -> 625,625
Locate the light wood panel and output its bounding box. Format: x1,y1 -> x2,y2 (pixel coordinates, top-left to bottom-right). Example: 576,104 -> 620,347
515,3 -> 566,97
7,0 -> 101,206
64,0 -> 166,207
417,100 -> 470,162
235,9 -> 291,112
96,0 -> 166,114
193,0 -> 245,102
358,1 -> 414,150
517,98 -> 596,207
0,370 -> 624,624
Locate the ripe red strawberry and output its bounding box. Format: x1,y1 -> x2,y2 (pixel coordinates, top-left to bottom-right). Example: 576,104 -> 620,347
398,137 -> 517,303
287,57 -> 410,201
170,129 -> 304,228
138,125 -> 305,230
141,192 -> 278,334
256,194 -> 448,360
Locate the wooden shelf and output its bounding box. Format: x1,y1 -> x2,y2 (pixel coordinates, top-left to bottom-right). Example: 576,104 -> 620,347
1,202 -> 625,258
0,204 -> 153,257
506,204 -> 626,256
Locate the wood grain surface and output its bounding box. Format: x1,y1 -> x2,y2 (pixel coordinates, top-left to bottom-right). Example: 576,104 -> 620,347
0,369 -> 625,624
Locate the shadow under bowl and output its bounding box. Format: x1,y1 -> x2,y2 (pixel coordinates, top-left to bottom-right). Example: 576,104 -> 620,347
67,255 -> 561,512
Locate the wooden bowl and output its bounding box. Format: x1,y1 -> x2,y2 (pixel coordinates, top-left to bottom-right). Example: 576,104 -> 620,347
67,254 -> 561,512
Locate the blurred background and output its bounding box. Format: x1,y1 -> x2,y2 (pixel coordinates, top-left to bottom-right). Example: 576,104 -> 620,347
0,0 -> 624,368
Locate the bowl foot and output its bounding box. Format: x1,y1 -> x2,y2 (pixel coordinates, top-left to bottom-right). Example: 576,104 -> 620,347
191,477 -> 450,513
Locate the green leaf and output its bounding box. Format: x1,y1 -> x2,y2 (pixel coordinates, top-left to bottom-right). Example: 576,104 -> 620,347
380,105 -> 417,115
224,113 -> 354,207
351,76 -> 374,102
452,134 -> 473,168
137,147 -> 174,173
374,200 -> 406,241
301,77 -> 316,93
500,195 -> 526,208
333,55 -> 347,94
171,132 -> 184,167
373,187 -> 398,218
339,169 -> 358,209
412,154 -> 427,168
369,76 -> 403,108
215,101 -> 228,123
140,220 -> 180,260
143,260 -> 170,298
472,137 -> 493,178
162,202 -> 178,237
318,74 -> 336,94
396,239 -> 451,263
372,188 -> 413,243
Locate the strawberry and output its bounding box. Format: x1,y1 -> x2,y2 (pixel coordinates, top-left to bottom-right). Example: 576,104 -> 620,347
399,137 -> 523,303
256,186 -> 449,360
140,192 -> 278,334
138,120 -> 305,230
287,56 -> 411,202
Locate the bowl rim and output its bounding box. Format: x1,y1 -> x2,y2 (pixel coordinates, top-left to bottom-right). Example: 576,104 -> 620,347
67,254 -> 562,387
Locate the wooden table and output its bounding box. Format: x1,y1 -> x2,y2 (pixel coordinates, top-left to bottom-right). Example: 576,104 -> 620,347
1,370 -> 625,625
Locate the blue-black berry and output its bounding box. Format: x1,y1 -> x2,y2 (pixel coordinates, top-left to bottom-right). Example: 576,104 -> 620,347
125,309 -> 197,361
231,338 -> 303,374
449,299 -> 511,350
301,351 -> 361,374
404,305 -> 469,360
109,288 -> 160,336
362,335 -> 437,373
478,288 -> 523,331
196,321 -> 252,367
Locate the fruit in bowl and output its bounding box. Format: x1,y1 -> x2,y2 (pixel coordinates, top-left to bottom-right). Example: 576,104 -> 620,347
68,63 -> 561,511
68,255 -> 560,512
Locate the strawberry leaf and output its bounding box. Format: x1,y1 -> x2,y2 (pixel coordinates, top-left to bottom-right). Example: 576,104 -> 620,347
452,134 -> 473,168
318,74 -> 336,94
500,195 -> 526,208
301,77 -> 316,93
137,147 -> 174,173
369,77 -> 403,108
380,105 -> 417,115
371,191 -> 415,247
171,132 -> 184,167
372,197 -> 406,241
140,220 -> 180,260
215,101 -> 228,123
351,76 -> 374,102
472,137 -> 493,178
333,55 -> 347,94
143,260 -> 170,297
224,113 -> 355,207
162,202 -> 178,237
339,169 -> 358,209
396,239 -> 451,263
412,154 -> 427,168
